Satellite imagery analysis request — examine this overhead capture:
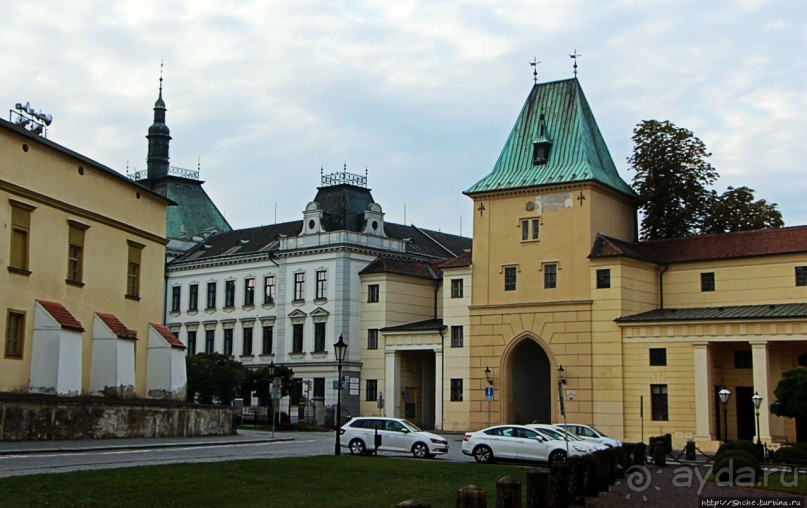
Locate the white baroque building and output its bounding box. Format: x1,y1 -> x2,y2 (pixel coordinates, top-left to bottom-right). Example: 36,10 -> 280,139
164,169 -> 471,423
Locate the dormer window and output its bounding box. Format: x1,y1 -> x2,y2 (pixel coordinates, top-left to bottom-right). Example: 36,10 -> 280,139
532,112 -> 552,166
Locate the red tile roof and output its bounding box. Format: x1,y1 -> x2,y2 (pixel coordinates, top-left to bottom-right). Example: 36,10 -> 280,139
590,226 -> 807,264
437,250 -> 472,268
359,256 -> 440,279
151,323 -> 186,349
96,313 -> 138,340
36,300 -> 84,332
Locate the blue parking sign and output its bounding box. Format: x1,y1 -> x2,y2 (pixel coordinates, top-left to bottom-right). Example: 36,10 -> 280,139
484,386 -> 494,400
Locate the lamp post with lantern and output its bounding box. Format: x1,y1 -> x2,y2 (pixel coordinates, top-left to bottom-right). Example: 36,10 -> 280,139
484,366 -> 493,427
333,334 -> 348,456
719,387 -> 731,443
557,365 -> 568,454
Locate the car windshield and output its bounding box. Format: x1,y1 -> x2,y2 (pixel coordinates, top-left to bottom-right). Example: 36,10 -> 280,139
590,426 -> 608,437
402,420 -> 422,432
535,427 -> 564,440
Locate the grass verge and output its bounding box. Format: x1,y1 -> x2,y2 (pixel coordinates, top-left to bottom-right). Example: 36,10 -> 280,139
0,456 -> 539,507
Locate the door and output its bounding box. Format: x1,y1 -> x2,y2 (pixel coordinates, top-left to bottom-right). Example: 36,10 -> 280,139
514,427 -> 549,461
380,419 -> 411,452
736,386 -> 755,441
511,339 -> 551,424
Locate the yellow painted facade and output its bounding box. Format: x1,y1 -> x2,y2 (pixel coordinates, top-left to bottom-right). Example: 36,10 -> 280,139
1,120 -> 169,396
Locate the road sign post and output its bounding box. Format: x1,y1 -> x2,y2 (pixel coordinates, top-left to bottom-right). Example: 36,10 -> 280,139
484,386 -> 494,427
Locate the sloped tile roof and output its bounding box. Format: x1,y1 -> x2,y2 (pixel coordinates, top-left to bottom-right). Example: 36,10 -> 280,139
437,250 -> 472,269
465,78 -> 635,197
163,179 -> 232,240
382,318 -> 445,332
151,323 -> 186,349
96,313 -> 137,340
36,300 -> 84,332
617,303 -> 807,323
359,257 -> 440,279
590,226 -> 807,264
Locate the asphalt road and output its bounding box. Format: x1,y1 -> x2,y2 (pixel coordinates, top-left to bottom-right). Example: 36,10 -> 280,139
0,430 -> 472,478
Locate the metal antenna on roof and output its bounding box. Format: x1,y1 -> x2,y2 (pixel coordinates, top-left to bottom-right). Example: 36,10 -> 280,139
569,49 -> 582,77
529,57 -> 540,84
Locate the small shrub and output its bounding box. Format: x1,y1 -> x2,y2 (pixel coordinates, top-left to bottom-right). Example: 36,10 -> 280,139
793,443 -> 807,457
713,451 -> 761,486
772,446 -> 807,463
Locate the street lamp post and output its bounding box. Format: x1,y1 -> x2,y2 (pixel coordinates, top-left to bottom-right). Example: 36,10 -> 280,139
557,365 -> 568,455
752,391 -> 763,445
719,387 -> 731,443
334,334 -> 348,456
485,366 -> 493,427
268,361 -> 276,438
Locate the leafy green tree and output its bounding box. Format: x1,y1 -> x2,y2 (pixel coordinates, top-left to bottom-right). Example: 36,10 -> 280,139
770,367 -> 807,420
243,364 -> 295,404
628,120 -> 719,240
186,352 -> 246,405
702,186 -> 784,234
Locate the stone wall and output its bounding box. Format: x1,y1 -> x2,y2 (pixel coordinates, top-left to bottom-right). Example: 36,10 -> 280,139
0,393 -> 233,441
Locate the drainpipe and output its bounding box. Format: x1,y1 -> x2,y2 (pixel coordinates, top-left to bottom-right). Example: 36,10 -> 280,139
438,327 -> 445,431
658,265 -> 668,309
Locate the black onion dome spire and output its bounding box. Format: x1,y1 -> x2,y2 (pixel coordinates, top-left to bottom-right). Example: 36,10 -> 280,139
146,67 -> 171,179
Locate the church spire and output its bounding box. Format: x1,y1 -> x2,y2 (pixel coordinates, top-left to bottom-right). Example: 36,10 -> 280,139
146,63 -> 171,180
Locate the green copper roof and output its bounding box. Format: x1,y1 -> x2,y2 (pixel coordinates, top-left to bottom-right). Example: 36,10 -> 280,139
164,179 -> 232,240
465,78 -> 635,197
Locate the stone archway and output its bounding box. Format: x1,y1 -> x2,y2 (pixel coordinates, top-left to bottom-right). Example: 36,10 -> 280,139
510,338 -> 552,424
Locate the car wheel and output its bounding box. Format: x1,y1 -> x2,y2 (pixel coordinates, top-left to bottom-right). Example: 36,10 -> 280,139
549,450 -> 567,465
349,439 -> 367,456
473,445 -> 494,464
412,442 -> 429,459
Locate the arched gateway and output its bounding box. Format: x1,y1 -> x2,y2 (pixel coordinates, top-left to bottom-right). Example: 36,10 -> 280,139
510,339 -> 552,424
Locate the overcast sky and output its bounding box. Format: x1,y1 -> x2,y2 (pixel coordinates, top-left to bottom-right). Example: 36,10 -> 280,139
3,1 -> 805,236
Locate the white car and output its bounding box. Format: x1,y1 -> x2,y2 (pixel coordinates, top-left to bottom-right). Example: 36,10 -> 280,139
555,423 -> 622,448
526,424 -> 606,454
339,417 -> 449,458
462,424 -> 569,465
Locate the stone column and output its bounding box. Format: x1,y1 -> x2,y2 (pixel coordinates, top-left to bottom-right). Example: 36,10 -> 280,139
693,342 -> 714,442
750,340 -> 772,442
434,348 -> 444,430
385,351 -> 400,418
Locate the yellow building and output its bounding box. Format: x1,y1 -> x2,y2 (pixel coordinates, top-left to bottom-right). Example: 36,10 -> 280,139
1,116 -> 174,397
463,77 -> 807,450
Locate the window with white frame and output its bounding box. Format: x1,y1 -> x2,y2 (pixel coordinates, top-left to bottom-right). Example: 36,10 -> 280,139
316,270 -> 327,300
294,272 -> 305,301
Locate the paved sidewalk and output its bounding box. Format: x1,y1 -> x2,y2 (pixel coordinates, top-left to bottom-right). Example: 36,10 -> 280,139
588,463 -> 805,507
0,428 -> 292,455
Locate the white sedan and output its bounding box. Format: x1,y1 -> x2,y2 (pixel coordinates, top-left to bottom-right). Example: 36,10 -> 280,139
526,424 -> 606,454
462,424 -> 570,465
555,423 -> 622,448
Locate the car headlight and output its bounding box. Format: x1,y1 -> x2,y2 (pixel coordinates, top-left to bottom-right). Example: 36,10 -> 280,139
573,445 -> 587,452
431,438 -> 447,444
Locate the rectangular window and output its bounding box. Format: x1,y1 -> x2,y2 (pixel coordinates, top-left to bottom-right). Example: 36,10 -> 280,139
292,323 -> 304,353
244,278 -> 255,306
701,272 -> 715,292
368,284 -> 380,302
367,329 -> 379,350
450,379 -> 463,402
596,269 -> 611,289
651,384 -> 669,421
314,322 -> 326,352
188,284 -> 198,311
206,282 -> 216,309
66,222 -> 86,283
504,266 -> 517,291
242,327 -> 253,356
126,241 -> 143,298
186,330 -> 197,355
205,330 -> 215,353
649,348 -> 667,366
263,275 -> 275,304
5,311 -> 25,358
735,350 -> 753,369
171,286 -> 181,312
365,379 -> 378,401
313,378 -> 325,398
451,325 -> 463,348
532,219 -> 540,240
451,279 -> 463,298
223,329 -> 233,356
316,270 -> 327,299
294,273 -> 305,301
224,280 -> 235,308
262,325 -> 273,354
544,263 -> 557,289
521,220 -> 529,241
9,202 -> 32,272
796,266 -> 807,287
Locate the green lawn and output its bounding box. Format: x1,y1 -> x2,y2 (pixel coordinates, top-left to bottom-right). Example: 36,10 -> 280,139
0,456 -> 538,507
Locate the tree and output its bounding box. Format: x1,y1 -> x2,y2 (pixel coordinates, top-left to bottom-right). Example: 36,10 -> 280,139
186,352 -> 246,405
628,120 -> 719,240
770,367 -> 807,420
702,186 -> 784,234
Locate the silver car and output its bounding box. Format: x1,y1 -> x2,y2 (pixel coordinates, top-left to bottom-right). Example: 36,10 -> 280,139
340,417 -> 449,458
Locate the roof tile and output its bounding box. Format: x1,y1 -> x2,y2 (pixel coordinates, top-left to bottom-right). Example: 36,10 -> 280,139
151,323 -> 186,349
36,300 -> 84,332
96,313 -> 138,340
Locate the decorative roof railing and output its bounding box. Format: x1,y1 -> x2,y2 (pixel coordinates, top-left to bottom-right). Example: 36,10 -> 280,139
321,165 -> 367,188
127,165 -> 200,181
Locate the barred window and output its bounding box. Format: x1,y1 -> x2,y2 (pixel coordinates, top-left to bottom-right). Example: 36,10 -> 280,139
368,329 -> 379,350
451,326 -> 463,348
450,379 -> 463,402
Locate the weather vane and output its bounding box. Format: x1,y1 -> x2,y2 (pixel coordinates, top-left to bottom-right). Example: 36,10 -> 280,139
159,59 -> 164,93
569,49 -> 582,77
529,57 -> 540,84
